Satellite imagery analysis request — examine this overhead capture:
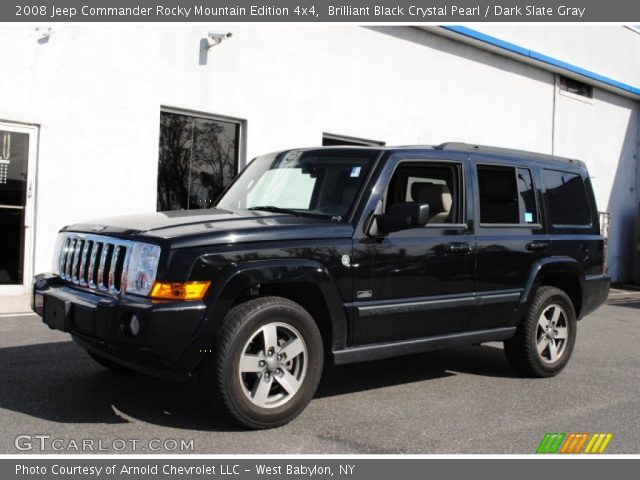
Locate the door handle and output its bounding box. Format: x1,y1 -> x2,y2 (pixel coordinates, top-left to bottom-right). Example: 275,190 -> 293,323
526,241 -> 549,252
444,242 -> 473,254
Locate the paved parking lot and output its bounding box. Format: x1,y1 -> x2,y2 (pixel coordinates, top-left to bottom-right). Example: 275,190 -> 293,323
1,288 -> 639,454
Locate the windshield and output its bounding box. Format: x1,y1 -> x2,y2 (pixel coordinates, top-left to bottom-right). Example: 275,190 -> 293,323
216,150 -> 378,219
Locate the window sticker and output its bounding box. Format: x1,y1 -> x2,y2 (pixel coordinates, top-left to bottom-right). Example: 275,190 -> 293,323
350,166 -> 362,178
524,212 -> 534,223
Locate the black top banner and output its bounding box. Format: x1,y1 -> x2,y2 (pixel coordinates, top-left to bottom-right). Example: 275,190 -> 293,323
5,0 -> 640,22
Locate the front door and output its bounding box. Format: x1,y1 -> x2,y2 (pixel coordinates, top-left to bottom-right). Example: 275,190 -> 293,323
0,122 -> 37,293
351,154 -> 476,345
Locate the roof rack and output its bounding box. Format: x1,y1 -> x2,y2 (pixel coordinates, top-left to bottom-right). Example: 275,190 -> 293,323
434,142 -> 579,164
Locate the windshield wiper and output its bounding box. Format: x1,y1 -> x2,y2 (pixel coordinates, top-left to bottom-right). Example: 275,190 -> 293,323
247,206 -> 301,217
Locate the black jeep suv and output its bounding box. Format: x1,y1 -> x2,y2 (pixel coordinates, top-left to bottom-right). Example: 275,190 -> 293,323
33,143 -> 610,428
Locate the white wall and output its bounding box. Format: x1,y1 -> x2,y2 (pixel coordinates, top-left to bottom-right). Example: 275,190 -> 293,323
0,25 -> 637,281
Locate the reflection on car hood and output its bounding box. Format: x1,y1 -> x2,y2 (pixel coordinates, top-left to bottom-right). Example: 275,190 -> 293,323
64,208 -> 354,248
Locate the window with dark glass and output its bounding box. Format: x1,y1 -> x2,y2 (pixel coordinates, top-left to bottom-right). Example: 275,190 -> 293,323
542,169 -> 591,226
559,76 -> 593,99
477,165 -> 538,225
157,110 -> 240,211
0,130 -> 29,284
516,168 -> 538,224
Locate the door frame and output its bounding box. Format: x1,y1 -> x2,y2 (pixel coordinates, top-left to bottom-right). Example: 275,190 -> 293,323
0,121 -> 39,295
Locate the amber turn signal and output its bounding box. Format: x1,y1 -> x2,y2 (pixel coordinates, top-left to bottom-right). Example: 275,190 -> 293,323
150,281 -> 211,300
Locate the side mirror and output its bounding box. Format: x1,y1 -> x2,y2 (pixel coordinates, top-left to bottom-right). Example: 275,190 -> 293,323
375,203 -> 430,234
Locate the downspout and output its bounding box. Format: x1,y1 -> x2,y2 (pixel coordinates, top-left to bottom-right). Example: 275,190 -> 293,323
551,75 -> 557,155
634,104 -> 640,282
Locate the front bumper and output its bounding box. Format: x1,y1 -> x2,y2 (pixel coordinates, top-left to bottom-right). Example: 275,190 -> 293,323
32,274 -> 206,382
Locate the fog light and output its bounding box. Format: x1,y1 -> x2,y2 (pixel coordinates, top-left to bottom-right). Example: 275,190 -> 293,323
122,314 -> 141,337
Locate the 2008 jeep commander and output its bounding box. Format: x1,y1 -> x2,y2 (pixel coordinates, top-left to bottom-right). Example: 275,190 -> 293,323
33,143 -> 610,428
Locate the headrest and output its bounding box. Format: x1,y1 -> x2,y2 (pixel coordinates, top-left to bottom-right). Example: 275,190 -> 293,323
411,183 -> 452,213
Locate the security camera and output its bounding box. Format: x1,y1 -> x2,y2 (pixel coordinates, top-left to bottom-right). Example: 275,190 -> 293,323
209,31 -> 232,40
204,31 -> 232,52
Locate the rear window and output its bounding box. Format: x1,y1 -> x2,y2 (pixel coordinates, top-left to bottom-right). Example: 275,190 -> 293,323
542,169 -> 591,226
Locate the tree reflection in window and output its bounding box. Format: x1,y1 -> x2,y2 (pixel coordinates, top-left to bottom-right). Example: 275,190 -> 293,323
157,111 -> 239,211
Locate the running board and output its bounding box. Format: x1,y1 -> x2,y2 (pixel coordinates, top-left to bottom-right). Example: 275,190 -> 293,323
332,327 -> 516,365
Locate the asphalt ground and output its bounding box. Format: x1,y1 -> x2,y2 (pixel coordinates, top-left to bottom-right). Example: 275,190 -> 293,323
0,287 -> 638,454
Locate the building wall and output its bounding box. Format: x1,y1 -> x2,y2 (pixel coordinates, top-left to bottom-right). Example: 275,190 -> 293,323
0,25 -> 637,282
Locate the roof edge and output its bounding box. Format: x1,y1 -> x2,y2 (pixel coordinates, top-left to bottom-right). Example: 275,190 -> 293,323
424,26 -> 640,100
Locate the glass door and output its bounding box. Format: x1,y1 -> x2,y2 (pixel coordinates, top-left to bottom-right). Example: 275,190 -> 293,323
0,122 -> 37,293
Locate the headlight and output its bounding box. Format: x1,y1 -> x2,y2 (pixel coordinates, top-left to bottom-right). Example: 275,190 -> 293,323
125,242 -> 161,296
52,232 -> 69,275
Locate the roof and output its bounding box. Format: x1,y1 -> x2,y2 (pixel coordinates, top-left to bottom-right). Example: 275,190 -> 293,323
280,143 -> 584,167
433,142 -> 581,165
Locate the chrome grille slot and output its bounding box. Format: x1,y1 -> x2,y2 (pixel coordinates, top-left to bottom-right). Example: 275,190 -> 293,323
108,245 -> 122,293
99,244 -> 113,291
60,236 -> 72,277
71,238 -> 84,284
57,234 -> 132,295
87,242 -> 101,289
78,240 -> 93,287
64,237 -> 76,280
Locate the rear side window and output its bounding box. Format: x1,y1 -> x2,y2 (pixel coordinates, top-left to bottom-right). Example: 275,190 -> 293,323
477,165 -> 538,224
542,169 -> 591,226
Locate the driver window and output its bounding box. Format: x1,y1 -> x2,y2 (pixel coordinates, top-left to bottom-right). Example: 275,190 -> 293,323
383,163 -> 460,224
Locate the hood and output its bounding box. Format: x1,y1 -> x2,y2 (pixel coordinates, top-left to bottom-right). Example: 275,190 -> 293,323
64,208 -> 354,248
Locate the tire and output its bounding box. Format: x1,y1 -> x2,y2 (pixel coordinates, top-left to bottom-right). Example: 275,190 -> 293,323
201,296 -> 324,429
504,286 -> 577,378
86,350 -> 131,373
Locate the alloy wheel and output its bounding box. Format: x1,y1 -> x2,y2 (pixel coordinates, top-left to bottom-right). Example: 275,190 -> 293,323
536,304 -> 569,364
238,322 -> 307,409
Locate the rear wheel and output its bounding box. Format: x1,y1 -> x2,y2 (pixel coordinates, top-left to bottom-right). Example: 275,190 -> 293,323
504,286 -> 577,377
201,296 -> 323,429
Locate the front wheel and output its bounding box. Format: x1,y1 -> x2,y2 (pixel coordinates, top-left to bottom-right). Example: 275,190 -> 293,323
201,296 -> 324,429
504,286 -> 577,377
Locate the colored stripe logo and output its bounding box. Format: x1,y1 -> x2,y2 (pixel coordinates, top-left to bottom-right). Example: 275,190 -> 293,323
537,433 -> 612,454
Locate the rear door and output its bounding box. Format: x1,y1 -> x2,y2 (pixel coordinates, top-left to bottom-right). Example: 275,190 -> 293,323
470,157 -> 548,330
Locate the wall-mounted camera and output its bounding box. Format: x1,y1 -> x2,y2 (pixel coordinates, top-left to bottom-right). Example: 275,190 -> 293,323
204,31 -> 233,52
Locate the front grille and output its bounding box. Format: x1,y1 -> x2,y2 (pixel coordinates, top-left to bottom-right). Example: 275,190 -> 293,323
58,234 -> 132,294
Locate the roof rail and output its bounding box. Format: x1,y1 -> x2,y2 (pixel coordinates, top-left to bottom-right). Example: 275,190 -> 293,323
434,142 -> 579,164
